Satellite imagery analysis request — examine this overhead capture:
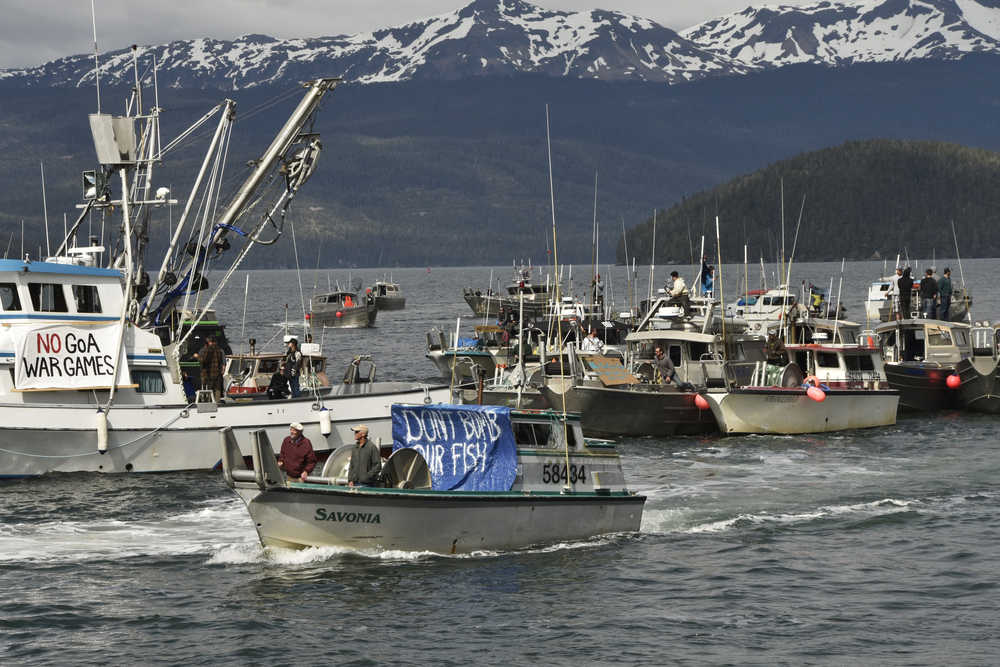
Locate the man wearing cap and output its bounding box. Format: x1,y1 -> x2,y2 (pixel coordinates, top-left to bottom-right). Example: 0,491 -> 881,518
277,422 -> 316,482
348,425 -> 382,487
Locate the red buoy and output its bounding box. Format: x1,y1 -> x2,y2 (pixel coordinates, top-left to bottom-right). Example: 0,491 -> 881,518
806,386 -> 826,402
335,311 -> 343,318
694,394 -> 710,411
946,374 -> 961,389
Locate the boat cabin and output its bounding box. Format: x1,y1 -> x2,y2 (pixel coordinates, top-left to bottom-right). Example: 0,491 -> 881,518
625,329 -> 766,388
311,291 -> 366,310
224,352 -> 329,398
875,319 -> 972,365
370,281 -> 401,299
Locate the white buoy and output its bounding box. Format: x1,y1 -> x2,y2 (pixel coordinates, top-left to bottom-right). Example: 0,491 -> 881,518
318,407 -> 332,436
96,409 -> 108,453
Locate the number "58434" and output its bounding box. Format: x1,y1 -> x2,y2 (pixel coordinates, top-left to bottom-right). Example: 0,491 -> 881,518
541,462 -> 586,484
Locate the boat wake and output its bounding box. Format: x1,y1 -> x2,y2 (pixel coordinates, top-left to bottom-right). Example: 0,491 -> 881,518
0,497 -> 254,563
643,490 -> 997,536
207,533 -> 627,566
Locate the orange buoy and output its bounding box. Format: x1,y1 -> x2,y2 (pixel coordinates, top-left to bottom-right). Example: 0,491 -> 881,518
694,394 -> 710,411
806,386 -> 826,402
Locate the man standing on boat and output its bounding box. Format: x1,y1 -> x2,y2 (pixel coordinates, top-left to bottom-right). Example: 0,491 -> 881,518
284,338 -> 303,398
348,425 -> 382,487
197,336 -> 226,402
653,347 -> 678,386
937,268 -> 953,321
920,269 -> 938,319
277,422 -> 316,482
580,328 -> 604,353
898,268 -> 914,319
887,267 -> 902,319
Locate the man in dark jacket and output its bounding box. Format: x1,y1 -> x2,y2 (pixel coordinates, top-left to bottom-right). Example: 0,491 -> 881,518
348,424 -> 382,487
277,422 -> 316,482
197,336 -> 226,401
920,268 -> 938,319
937,268 -> 953,321
897,268 -> 914,320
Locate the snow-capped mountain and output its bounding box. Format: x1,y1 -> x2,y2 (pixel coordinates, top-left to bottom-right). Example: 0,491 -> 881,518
1,0 -> 999,90
0,0 -> 745,90
683,0 -> 1000,67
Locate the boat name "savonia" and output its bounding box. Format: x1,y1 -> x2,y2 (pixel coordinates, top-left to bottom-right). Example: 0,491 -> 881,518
314,508 -> 381,523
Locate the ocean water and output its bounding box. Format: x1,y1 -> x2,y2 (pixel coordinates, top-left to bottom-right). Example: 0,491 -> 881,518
2,260 -> 998,666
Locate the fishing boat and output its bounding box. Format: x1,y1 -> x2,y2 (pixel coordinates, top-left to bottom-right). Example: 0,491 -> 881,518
369,279 -> 405,310
462,262 -> 553,320
864,274 -> 971,323
220,403 -> 645,553
223,340 -> 332,399
309,290 -> 377,328
703,319 -> 898,434
952,322 -> 1000,413
875,318 -> 971,411
0,64 -> 456,477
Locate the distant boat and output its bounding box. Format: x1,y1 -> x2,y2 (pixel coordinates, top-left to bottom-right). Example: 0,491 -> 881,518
309,290 -> 377,328
369,279 -> 405,310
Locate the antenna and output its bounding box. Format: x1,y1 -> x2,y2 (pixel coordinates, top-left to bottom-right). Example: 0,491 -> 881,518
40,162 -> 51,257
91,0 -> 101,113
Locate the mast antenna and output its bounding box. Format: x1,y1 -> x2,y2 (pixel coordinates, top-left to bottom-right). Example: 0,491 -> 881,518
91,0 -> 101,113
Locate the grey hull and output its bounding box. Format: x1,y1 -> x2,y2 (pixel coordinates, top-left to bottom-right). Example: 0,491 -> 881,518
955,358 -> 1000,413
540,384 -> 717,438
240,484 -> 645,553
310,305 -> 377,328
374,296 -> 405,310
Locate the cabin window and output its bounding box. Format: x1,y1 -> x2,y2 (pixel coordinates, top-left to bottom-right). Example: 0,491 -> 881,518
689,342 -> 710,360
310,358 -> 325,372
513,422 -> 550,448
926,326 -> 952,347
859,355 -> 875,371
259,359 -> 280,375
72,285 -> 102,313
28,283 -> 68,312
131,369 -> 165,393
0,283 -> 21,311
668,345 -> 681,366
229,358 -> 256,379
817,352 -> 840,368
953,330 -> 969,348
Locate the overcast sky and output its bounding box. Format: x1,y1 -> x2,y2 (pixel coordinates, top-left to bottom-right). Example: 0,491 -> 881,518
0,1 -> 810,69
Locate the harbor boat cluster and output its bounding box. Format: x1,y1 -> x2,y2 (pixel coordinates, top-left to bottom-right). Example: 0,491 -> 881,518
3,55 -> 995,559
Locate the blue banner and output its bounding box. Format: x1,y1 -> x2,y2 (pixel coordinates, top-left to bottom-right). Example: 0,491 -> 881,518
391,404 -> 517,492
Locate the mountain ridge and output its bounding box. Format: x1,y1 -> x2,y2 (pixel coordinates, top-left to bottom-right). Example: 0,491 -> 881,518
2,0 -> 999,90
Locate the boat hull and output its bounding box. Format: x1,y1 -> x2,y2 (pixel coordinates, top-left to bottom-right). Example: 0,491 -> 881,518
0,383 -> 449,476
310,304 -> 377,328
373,296 -> 405,310
954,358 -> 1000,413
539,383 -> 717,438
238,485 -> 645,553
884,363 -> 961,412
704,388 -> 899,434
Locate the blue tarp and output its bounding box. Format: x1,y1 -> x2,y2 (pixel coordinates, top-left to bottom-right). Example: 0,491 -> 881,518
391,404 -> 517,491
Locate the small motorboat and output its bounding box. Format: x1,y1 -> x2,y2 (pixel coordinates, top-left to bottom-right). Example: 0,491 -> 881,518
369,279 -> 405,310
309,290 -> 377,328
220,403 -> 645,553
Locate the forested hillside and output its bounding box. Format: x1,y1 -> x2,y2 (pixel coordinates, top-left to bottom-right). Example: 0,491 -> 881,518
620,140 -> 1000,264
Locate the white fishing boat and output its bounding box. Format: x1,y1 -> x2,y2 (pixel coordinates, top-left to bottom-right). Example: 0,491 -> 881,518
704,321 -> 898,434
0,62 -> 448,477
221,403 -> 645,553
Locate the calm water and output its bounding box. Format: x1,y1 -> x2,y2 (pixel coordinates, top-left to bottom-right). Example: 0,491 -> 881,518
2,260 -> 998,666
